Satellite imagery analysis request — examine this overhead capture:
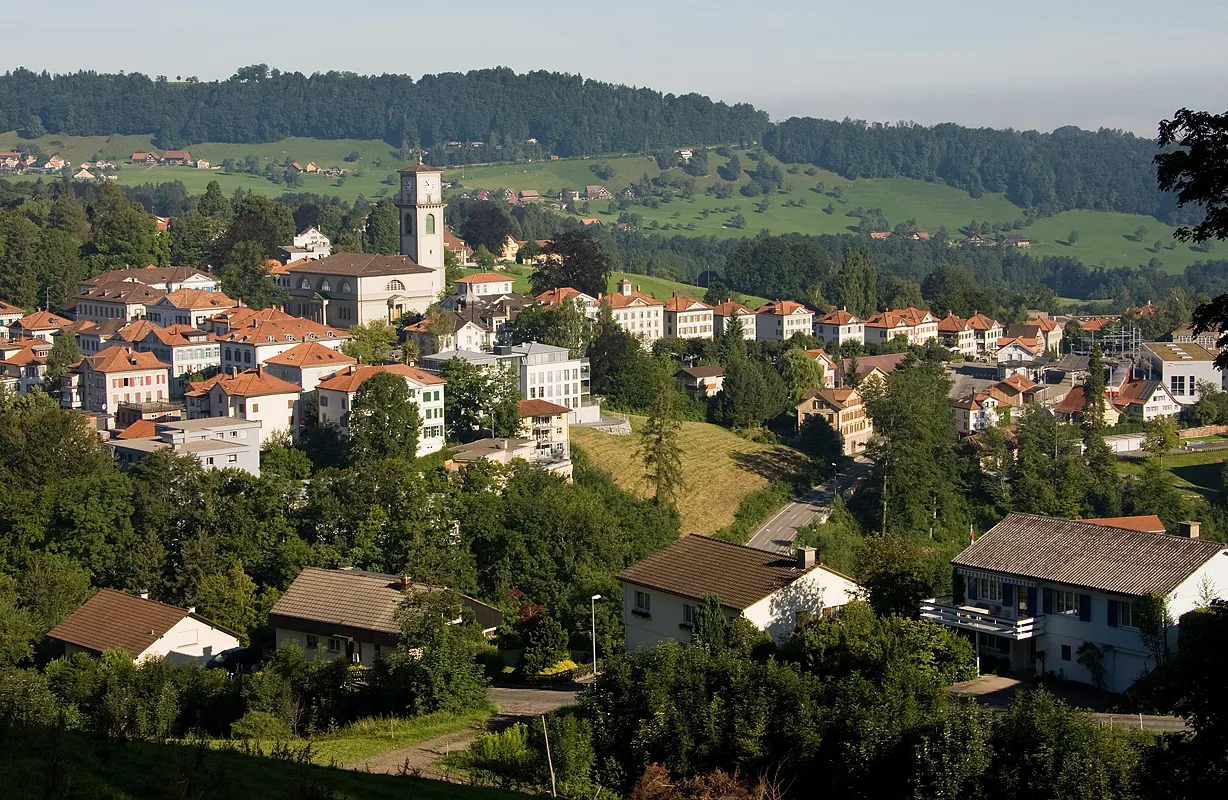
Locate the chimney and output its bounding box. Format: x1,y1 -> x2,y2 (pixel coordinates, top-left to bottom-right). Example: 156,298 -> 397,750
796,546 -> 817,570
1178,521 -> 1201,539
139,591 -> 149,600
401,575 -> 412,588
187,606 -> 196,614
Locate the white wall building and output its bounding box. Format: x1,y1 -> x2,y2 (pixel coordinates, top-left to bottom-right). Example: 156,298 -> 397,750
315,364 -> 447,455
209,308 -> 348,373
755,301 -> 814,342
455,272 -> 515,298
813,308 -> 865,347
134,324 -> 221,398
618,536 -> 862,651
185,367 -> 303,446
602,280 -> 664,344
109,417 -> 262,476
285,254 -> 439,327
1142,341 -> 1223,403
663,295 -> 714,340
921,514 -> 1228,693
145,289 -> 238,328
711,301 -> 757,341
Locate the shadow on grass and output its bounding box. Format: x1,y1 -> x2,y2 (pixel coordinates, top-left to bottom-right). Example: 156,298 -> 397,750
1170,462 -> 1223,498
0,727 -> 528,800
730,449 -> 810,484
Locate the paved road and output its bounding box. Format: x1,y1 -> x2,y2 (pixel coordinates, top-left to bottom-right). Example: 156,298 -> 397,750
347,684 -> 580,776
949,674 -> 1188,731
746,459 -> 872,554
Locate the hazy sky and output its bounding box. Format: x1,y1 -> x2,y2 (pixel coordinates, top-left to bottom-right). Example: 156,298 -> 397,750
6,0 -> 1226,136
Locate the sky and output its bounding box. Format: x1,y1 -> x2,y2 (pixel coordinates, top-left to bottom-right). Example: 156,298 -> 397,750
6,0 -> 1227,136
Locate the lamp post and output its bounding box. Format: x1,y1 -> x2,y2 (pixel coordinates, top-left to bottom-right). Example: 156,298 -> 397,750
590,594 -> 602,678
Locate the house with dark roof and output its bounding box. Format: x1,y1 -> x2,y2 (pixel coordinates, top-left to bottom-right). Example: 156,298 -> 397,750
920,513 -> 1228,692
285,252 -> 439,327
268,567 -> 502,664
619,536 -> 862,649
677,365 -> 725,399
796,387 -> 872,454
48,588 -> 242,664
1111,378 -> 1180,422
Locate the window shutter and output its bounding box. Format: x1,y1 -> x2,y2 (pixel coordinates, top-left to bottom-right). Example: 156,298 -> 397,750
1026,587 -> 1038,616
1003,583 -> 1013,607
1107,599 -> 1118,628
1079,594 -> 1092,622
1043,588 -> 1053,614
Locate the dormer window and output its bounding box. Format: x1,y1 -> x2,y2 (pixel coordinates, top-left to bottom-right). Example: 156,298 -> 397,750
299,278 -> 311,290
340,280 -> 353,293
319,280 -> 331,292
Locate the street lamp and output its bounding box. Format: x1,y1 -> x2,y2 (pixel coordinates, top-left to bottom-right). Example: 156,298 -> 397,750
590,594 -> 603,678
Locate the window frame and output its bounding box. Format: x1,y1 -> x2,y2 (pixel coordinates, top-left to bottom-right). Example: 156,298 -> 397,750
633,590 -> 651,616
1056,589 -> 1079,615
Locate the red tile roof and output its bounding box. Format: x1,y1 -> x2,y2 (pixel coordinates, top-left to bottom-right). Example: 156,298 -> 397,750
602,291 -> 663,308
865,307 -> 934,328
188,368 -> 301,398
116,419 -> 158,440
15,310 -> 72,331
757,300 -> 811,317
81,346 -> 168,373
315,364 -> 445,393
662,294 -> 711,313
159,288 -> 237,310
517,399 -> 571,417
143,324 -> 216,347
262,342 -> 356,368
818,308 -> 860,324
111,319 -> 162,343
456,272 -> 511,284
1083,515 -> 1166,534
937,313 -> 971,333
966,313 -> 1000,331
535,287 -> 592,306
711,301 -> 753,317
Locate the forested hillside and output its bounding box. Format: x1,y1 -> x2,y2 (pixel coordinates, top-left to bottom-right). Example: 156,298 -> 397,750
764,118 -> 1193,224
0,66 -> 768,160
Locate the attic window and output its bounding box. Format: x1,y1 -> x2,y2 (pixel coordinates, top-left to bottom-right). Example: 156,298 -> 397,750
307,333 -> 317,340
340,280 -> 353,293
266,336 -> 275,342
299,279 -> 310,290
285,334 -> 294,341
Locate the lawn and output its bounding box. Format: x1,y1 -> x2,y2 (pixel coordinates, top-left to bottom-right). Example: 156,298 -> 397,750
465,264 -> 768,307
572,417 -> 807,535
1116,450 -> 1226,498
0,727 -> 525,800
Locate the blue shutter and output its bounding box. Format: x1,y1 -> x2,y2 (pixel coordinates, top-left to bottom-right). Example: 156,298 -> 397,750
1002,583 -> 1013,607
1026,587 -> 1038,616
1079,594 -> 1092,622
1107,599 -> 1118,627
1043,588 -> 1053,614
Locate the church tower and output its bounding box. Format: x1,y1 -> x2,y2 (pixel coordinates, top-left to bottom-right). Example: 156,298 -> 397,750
396,162 -> 446,296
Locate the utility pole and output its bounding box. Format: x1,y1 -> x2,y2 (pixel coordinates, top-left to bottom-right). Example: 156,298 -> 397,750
590,594 -> 602,678
541,715 -> 557,798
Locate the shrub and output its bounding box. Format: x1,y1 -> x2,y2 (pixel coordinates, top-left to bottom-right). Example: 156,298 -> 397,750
522,615 -> 569,674
231,709 -> 295,740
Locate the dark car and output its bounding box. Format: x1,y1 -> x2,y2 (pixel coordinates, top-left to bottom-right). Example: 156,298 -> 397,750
205,646 -> 263,673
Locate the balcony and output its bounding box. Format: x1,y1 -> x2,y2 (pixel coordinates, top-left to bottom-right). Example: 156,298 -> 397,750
919,597 -> 1045,640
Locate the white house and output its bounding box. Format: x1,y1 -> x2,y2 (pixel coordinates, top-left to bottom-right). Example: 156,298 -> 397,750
47,588 -> 242,664
813,308 -> 865,347
315,364 -> 447,455
618,536 -> 862,650
967,313 -> 1004,354
455,272 -> 515,299
711,301 -> 757,341
134,324 -> 221,398
280,226 -> 333,264
755,301 -> 814,342
1112,378 -> 1182,422
78,266 -> 219,295
210,308 -> 348,373
144,289 -> 239,328
10,310 -> 72,342
952,392 -> 1002,434
262,340 -> 357,392
535,287 -> 600,320
602,280 -> 664,344
269,567 -> 502,664
185,367 -> 303,446
1142,341 -> 1222,403
74,283 -> 167,323
864,307 -> 939,346
921,513 -> 1228,693
662,295 -> 714,340
109,417 -> 262,476
937,314 -> 978,357
0,300 -> 24,337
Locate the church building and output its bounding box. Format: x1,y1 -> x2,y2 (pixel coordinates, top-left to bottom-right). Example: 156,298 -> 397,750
284,163 -> 447,327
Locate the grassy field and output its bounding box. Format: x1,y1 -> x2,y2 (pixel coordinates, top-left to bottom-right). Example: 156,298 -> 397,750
2,129 -> 1204,273
0,727 -> 524,800
572,417 -> 807,535
463,263 -> 768,306
1116,450 -> 1226,498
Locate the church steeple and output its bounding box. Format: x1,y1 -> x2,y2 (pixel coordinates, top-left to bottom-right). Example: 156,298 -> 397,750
395,163 -> 445,296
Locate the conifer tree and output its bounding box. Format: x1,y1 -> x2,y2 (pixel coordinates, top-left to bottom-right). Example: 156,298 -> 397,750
638,372 -> 684,506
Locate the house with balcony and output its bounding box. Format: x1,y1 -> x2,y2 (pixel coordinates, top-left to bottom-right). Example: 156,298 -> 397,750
676,365 -> 725,399
517,399 -> 571,463
920,513 -> 1228,692
966,313 -> 1003,354
937,314 -> 978,357
618,536 -> 862,650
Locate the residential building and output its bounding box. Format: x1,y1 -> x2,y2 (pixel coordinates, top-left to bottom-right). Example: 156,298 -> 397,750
285,253 -> 439,327
937,314 -> 978,357
518,189 -> 541,204
602,280 -> 664,344
835,353 -> 908,388
210,308 -> 348,373
444,229 -> 476,266
48,589 -> 241,664
262,341 -> 357,394
1142,341 -> 1222,403
78,266 -> 219,295
813,308 -> 865,347
662,295 -> 714,340
584,185 -> 612,201
1013,316 -> 1064,352
517,398 -> 571,464
1001,233 -> 1033,248
1169,324 -> 1222,351
864,307 -> 938,346
269,567 -> 503,664
316,364 -> 447,455
277,225 -> 332,263
535,287 -> 599,320
447,437 -> 574,479
73,282 -> 166,323
755,301 -> 814,342
796,387 -> 873,455
804,349 -> 838,389
677,365 -> 725,399
967,313 -> 1003,353
0,300 -> 23,336
108,417 -> 261,476
0,337 -> 51,394
920,513 -> 1227,692
10,309 -> 72,341
134,324 -> 221,398
455,272 -> 515,298
618,536 -> 862,650
61,346 -> 170,429
710,301 -> 757,340
952,392 -> 1003,435
162,150 -> 191,165
1112,378 -> 1181,421
185,367 -> 303,446
145,289 -> 238,328
404,308 -> 493,355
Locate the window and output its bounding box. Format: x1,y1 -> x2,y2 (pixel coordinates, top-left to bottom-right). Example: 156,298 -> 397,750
387,280 -> 406,292
306,635 -> 319,650
319,394 -> 329,407
633,590 -> 651,615
425,213 -> 436,234
682,604 -> 695,627
204,457 -> 215,465
251,403 -> 259,413
340,280 -> 352,293
319,279 -> 331,292
1061,644 -> 1072,661
1056,589 -> 1079,615
228,454 -> 238,463
981,577 -> 1003,603
1119,601 -> 1134,628
299,278 -> 311,290
328,637 -> 343,653
1170,375 -> 1186,396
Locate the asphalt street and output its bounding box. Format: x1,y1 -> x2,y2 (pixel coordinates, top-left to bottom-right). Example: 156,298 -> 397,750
745,459 -> 871,554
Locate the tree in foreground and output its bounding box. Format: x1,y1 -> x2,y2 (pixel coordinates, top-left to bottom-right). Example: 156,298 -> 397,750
43,332 -> 81,393
637,372 -> 684,506
220,240 -> 289,309
531,231 -> 611,298
340,319 -> 398,364
438,358 -> 520,442
1142,416 -> 1179,467
348,371 -> 421,461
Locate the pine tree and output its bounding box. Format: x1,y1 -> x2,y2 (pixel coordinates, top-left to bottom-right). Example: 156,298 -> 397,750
638,372 -> 684,506
1081,344 -> 1108,431
691,595 -> 728,651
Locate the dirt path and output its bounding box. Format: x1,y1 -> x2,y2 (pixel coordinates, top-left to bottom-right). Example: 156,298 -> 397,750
347,685 -> 581,777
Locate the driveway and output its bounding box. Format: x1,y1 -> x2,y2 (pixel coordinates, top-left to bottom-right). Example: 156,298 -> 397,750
347,684 -> 580,777
746,459 -> 871,554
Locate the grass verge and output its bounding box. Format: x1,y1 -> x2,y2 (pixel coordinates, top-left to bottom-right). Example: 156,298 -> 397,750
711,480 -> 797,544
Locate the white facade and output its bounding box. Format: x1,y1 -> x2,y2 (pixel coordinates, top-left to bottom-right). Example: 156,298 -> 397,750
316,367 -> 447,455
756,303 -> 814,342
396,165 -> 446,288
663,298 -> 714,340
456,273 -> 515,298
813,313 -> 865,346
1143,342 -> 1222,404
712,305 -> 757,341
110,418 -> 261,476
62,614 -> 241,665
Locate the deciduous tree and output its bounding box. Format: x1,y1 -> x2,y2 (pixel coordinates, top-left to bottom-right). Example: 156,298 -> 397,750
349,372 -> 421,462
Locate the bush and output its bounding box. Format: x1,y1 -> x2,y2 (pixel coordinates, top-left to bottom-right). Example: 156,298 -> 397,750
463,722 -> 535,789
522,615 -> 569,674
231,709 -> 295,740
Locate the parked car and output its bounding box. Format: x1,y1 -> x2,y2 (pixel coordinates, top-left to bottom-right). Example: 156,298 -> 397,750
205,646 -> 263,673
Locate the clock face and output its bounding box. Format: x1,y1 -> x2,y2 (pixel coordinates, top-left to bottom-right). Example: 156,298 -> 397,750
422,177 -> 435,193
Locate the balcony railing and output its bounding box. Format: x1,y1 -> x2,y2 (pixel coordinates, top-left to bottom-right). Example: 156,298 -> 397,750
919,598 -> 1045,640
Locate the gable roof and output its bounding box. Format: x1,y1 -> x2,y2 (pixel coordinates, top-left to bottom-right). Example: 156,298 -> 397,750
47,588 -> 237,657
710,301 -> 753,317
157,288 -> 237,310
315,364 -> 445,393
110,319 -> 162,343
618,535 -> 838,611
456,272 -> 512,284
679,365 -> 725,380
818,308 -> 861,324
287,253 -> 432,277
1115,378 -> 1169,408
82,266 -> 215,288
518,399 -> 571,417
143,324 -> 216,347
213,309 -> 345,345
800,387 -> 859,409
663,294 -> 712,313
1083,515 -> 1167,534
15,310 -> 72,331
81,346 -> 168,373
602,291 -> 663,309
954,513 -> 1225,595
757,300 -> 811,317
937,313 -> 971,333
837,353 -> 908,381
189,368 -> 301,398
0,300 -> 25,317
865,307 -> 934,328
535,287 -> 595,306
116,419 -> 158,440
262,342 -> 356,369
966,313 -> 1000,331
998,373 -> 1037,393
